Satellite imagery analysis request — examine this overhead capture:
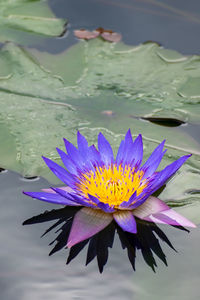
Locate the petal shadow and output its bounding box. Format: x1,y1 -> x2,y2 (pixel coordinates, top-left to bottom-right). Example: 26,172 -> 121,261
23,207 -> 189,273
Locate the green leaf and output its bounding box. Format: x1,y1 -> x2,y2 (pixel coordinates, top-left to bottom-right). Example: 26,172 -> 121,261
0,0 -> 66,43
31,39 -> 200,121
0,40 -> 199,223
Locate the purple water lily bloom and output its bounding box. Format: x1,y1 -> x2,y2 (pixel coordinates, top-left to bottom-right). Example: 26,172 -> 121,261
24,130 -> 196,248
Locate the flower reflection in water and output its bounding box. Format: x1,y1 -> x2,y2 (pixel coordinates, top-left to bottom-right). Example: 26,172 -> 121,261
23,206 -> 189,273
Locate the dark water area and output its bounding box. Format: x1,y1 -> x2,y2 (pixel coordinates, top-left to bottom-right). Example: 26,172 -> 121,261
1,0 -> 200,299
46,0 -> 200,55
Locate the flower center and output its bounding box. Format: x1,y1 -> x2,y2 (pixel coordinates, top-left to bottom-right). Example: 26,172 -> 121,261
76,164 -> 147,208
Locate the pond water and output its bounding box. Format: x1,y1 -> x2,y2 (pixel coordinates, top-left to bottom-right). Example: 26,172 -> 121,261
0,0 -> 200,299
0,169 -> 199,299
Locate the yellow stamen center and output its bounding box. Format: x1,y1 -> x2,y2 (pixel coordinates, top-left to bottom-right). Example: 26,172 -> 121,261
76,164 -> 148,208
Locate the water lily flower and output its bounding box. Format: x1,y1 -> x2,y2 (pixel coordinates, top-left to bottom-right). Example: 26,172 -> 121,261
23,130 -> 196,248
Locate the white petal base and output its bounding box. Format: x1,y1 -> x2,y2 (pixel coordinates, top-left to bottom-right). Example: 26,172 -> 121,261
67,207 -> 113,248
133,196 -> 169,218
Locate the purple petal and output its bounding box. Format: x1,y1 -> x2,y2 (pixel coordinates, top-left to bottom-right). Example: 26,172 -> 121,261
113,210 -> 137,233
143,209 -> 196,228
77,132 -> 99,171
70,193 -> 97,208
115,139 -> 125,166
121,129 -> 134,165
77,131 -> 89,155
87,194 -> 100,204
124,128 -> 133,147
98,132 -> 114,166
97,202 -> 115,213
141,140 -> 166,179
88,145 -> 102,165
56,148 -> 78,175
119,191 -> 137,208
23,191 -> 78,206
67,207 -> 113,248
115,130 -> 143,168
64,137 -> 95,171
132,134 -> 143,166
151,154 -> 192,193
88,194 -> 115,212
52,188 -> 96,208
116,130 -> 143,168
133,196 -> 169,219
42,156 -> 75,187
128,185 -> 154,209
63,138 -> 85,166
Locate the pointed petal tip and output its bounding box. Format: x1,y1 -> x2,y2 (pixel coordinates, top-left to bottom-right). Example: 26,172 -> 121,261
143,208 -> 197,228
134,133 -> 143,144
98,131 -> 103,138
77,130 -> 81,139
190,222 -> 197,228
163,149 -> 167,154
126,128 -> 132,136
67,238 -> 88,249
179,216 -> 196,228
23,190 -> 29,196
66,240 -> 74,249
182,153 -> 192,160
63,137 -> 69,145
98,131 -> 111,144
161,139 -> 166,149
42,155 -> 53,165
56,147 -> 63,153
23,191 -> 37,198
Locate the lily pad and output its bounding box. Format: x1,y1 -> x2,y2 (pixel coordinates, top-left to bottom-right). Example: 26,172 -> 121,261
0,41 -> 199,223
32,39 -> 200,120
0,0 -> 66,43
